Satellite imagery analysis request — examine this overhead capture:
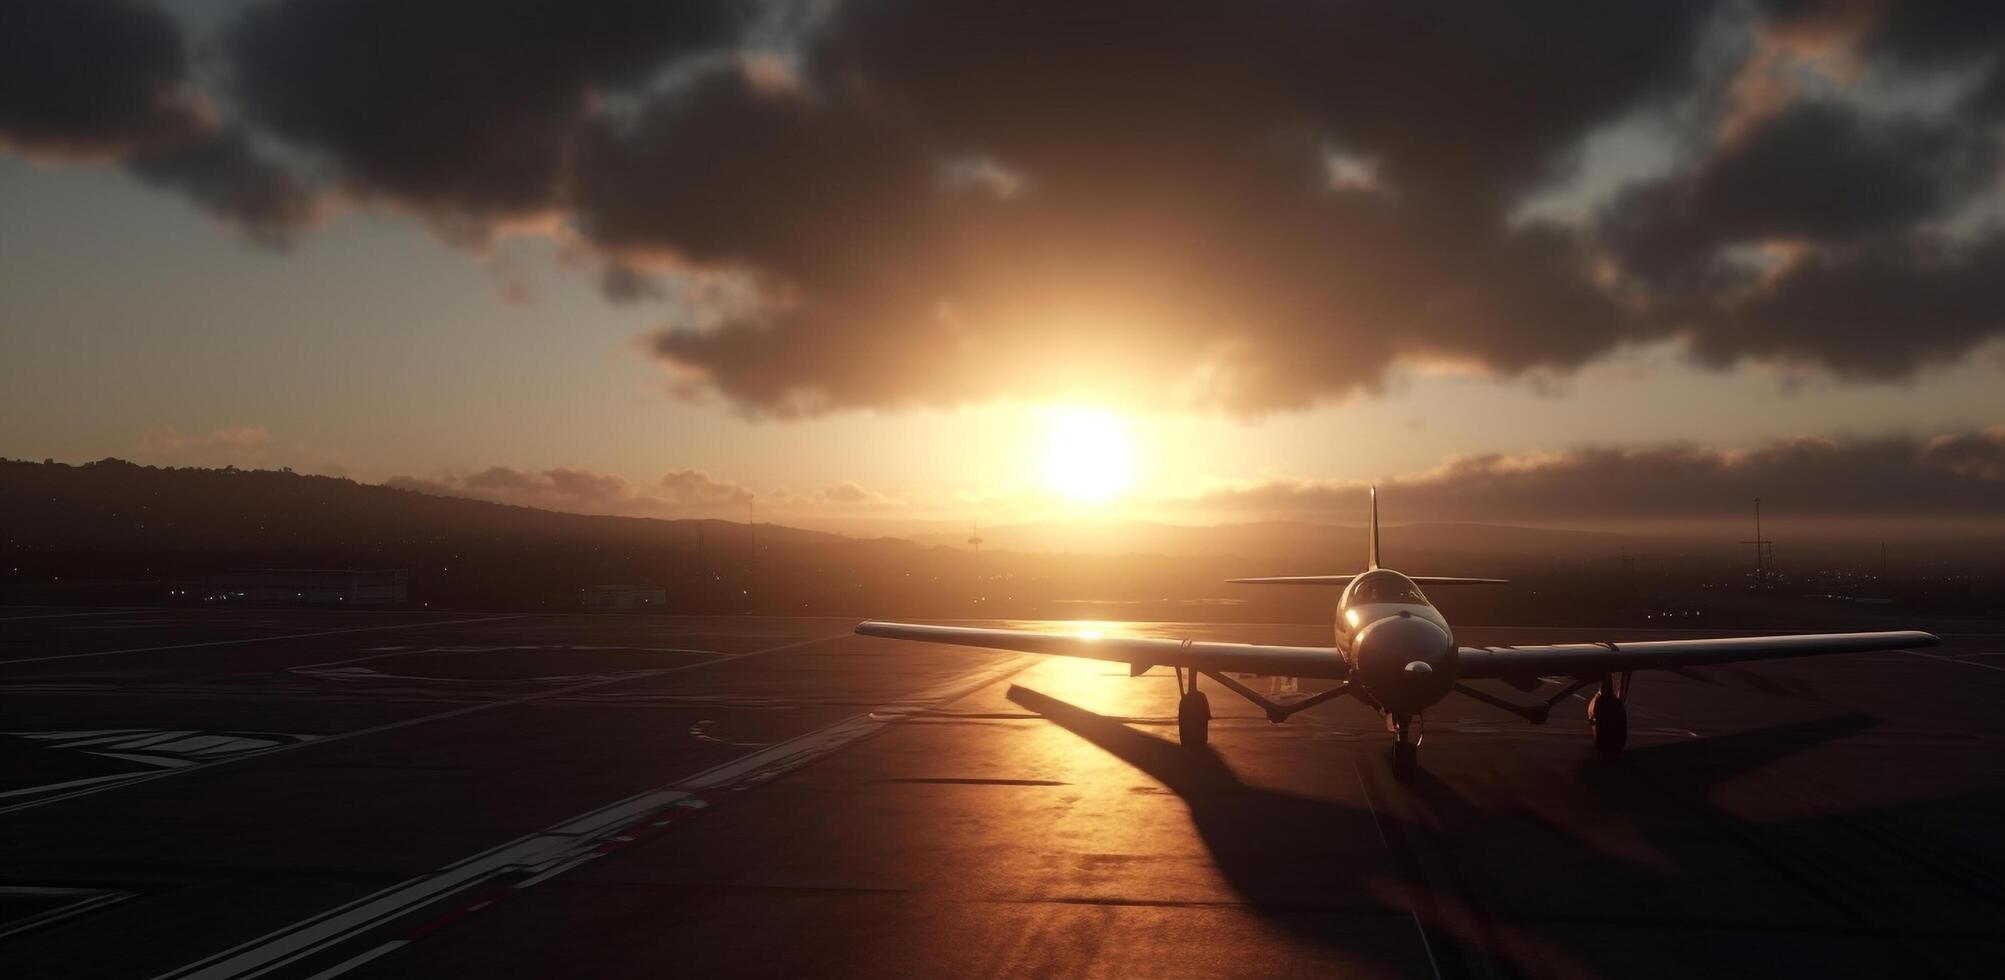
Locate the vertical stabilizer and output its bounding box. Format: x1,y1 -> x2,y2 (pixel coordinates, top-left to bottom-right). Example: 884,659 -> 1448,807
1367,486 -> 1381,570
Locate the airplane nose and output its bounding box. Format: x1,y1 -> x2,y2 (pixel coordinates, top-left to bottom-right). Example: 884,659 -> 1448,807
1352,614 -> 1455,711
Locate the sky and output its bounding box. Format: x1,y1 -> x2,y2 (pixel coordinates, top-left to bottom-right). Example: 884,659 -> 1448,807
3,0 -> 2004,535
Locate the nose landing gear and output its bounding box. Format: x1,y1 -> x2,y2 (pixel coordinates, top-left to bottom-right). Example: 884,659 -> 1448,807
1174,667 -> 1210,749
1390,714 -> 1421,771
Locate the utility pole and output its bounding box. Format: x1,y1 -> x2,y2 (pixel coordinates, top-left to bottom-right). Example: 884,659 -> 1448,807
967,521 -> 984,609
1738,497 -> 1775,590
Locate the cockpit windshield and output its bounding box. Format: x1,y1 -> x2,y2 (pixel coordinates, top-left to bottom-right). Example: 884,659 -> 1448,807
1350,570 -> 1428,605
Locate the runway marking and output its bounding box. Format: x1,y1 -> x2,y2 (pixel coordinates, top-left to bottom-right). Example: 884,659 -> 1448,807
0,632 -> 849,817
0,885 -> 138,939
0,615 -> 527,666
152,652 -> 1034,980
0,609 -> 145,622
1352,762 -> 1445,980
300,942 -> 406,980
1905,650 -> 2005,674
288,643 -> 730,675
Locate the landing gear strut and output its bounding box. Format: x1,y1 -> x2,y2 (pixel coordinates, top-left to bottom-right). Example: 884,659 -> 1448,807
1174,667 -> 1210,749
1588,672 -> 1631,753
1390,714 -> 1420,771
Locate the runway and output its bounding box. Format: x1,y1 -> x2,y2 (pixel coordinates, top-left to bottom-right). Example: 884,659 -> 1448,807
0,608 -> 1999,978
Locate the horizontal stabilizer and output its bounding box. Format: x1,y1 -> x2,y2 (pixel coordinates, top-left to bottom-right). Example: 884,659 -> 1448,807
1226,575 -> 1357,586
1227,574 -> 1508,586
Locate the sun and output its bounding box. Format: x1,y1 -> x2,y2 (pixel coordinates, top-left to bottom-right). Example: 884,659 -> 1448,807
1041,406 -> 1136,505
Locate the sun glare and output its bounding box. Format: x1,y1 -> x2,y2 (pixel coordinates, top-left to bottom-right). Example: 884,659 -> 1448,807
1041,407 -> 1136,505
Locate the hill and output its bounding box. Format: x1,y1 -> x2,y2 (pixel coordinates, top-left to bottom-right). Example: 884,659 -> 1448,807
0,457 -> 863,611
5,458 -> 1999,623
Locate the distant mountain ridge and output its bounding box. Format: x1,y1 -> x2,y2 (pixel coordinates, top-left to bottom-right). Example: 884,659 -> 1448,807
910,518 -> 1646,562
5,458 -> 1998,619
0,457 -> 845,552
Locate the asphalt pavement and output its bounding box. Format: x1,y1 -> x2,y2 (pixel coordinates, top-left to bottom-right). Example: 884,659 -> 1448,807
0,607 -> 1999,979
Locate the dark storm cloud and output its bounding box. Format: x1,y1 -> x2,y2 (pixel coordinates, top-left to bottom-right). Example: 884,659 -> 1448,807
609,0 -> 2005,414
0,0 -> 313,243
599,1 -> 1711,413
600,263 -> 667,304
227,0 -> 743,220
125,130 -> 316,247
12,1 -> 2005,410
1187,429 -> 2005,524
0,0 -> 193,155
1605,104 -> 1966,280
1688,236 -> 2005,378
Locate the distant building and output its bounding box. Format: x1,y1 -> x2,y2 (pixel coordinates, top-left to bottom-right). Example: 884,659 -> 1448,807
196,568 -> 409,605
583,584 -> 668,611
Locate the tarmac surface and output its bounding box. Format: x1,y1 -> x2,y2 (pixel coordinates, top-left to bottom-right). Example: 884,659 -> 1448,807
0,606 -> 2000,979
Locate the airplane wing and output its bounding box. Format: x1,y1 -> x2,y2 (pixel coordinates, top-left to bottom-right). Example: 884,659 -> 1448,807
855,621 -> 1350,679
1226,575 -> 1508,586
1457,630 -> 1939,681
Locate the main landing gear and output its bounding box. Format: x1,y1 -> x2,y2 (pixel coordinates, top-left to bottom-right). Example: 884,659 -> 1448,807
1587,672 -> 1631,753
1174,667 -> 1211,749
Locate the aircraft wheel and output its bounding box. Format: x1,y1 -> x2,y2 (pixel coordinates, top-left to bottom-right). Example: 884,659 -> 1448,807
1391,739 -> 1418,772
1588,691 -> 1627,753
1178,691 -> 1211,749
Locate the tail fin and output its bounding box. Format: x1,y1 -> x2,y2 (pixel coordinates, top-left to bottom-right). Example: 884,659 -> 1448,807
1367,486 -> 1381,571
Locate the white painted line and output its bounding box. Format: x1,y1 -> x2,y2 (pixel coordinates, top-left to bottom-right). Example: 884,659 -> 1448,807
300,941 -> 407,980
0,669 -> 652,817
0,633 -> 846,818
0,609 -> 145,622
288,643 -> 731,674
0,615 -> 528,666
155,651 -> 1033,980
1906,650 -> 2005,674
0,885 -> 137,939
511,853 -> 602,890
0,771 -> 149,800
91,751 -> 199,769
1353,762 -> 1445,980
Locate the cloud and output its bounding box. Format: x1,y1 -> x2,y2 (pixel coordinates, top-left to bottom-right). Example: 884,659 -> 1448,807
388,464 -> 920,520
658,468 -> 754,508
576,1 -> 2005,413
1179,428 -> 2005,525
0,0 -> 314,244
388,465 -> 660,516
125,130 -> 318,247
11,1 -> 2005,412
226,0 -> 742,223
765,480 -> 905,512
135,424 -> 272,455
0,0 -> 195,156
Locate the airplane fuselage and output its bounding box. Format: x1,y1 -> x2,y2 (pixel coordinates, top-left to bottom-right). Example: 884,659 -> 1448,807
1336,569 -> 1457,719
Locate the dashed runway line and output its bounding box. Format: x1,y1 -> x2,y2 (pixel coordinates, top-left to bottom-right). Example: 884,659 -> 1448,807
151,653 -> 1035,980
0,632 -> 849,816
1904,650 -> 2005,674
0,609 -> 146,622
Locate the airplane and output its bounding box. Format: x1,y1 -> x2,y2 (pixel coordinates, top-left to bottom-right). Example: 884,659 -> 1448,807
856,489 -> 1941,767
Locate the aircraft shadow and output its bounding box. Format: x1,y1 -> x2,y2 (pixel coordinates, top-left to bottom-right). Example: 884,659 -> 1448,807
1006,685 -> 2004,980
